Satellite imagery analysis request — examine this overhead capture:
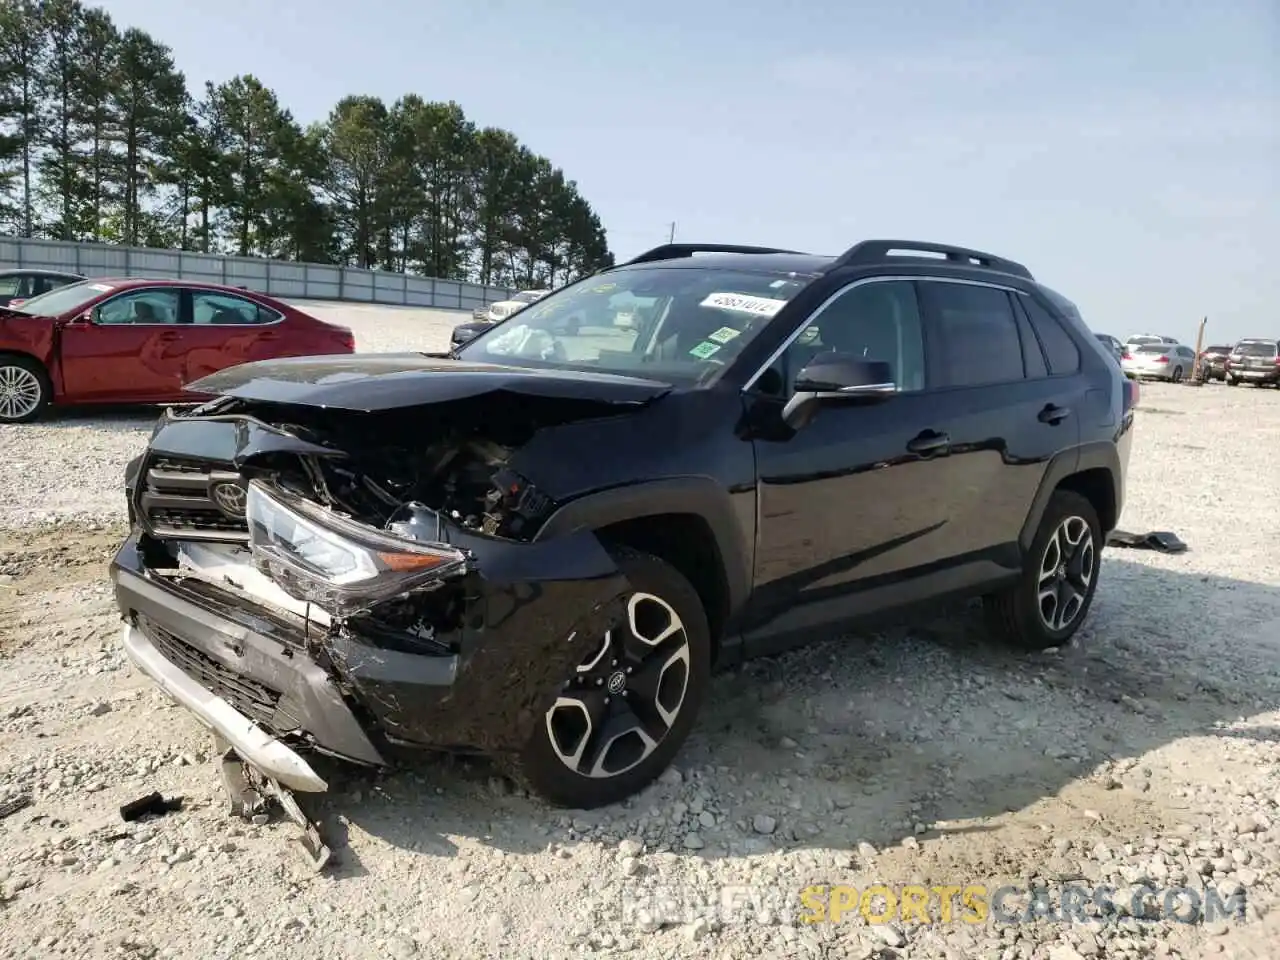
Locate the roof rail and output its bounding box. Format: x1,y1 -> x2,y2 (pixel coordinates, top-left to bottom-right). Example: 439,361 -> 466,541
831,239 -> 1033,280
619,243 -> 807,267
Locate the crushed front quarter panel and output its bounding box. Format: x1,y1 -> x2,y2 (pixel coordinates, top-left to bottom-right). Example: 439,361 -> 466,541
325,513 -> 632,754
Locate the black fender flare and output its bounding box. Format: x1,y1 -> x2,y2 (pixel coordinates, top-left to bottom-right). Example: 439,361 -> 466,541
534,476 -> 752,617
1018,441 -> 1121,552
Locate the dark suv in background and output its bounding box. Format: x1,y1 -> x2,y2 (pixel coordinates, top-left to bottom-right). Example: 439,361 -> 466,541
1225,339 -> 1280,387
1198,345 -> 1235,382
112,239 -> 1136,810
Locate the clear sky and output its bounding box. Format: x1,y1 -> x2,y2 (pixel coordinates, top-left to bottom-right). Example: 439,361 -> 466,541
99,0 -> 1277,346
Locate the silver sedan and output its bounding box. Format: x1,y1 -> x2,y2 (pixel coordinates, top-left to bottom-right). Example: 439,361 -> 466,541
1121,343 -> 1196,381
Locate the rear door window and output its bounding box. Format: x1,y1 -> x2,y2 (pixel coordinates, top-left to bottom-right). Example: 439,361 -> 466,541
1235,342 -> 1278,358
922,281 -> 1026,387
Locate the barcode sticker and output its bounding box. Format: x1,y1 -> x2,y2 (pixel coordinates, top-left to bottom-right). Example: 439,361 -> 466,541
699,292 -> 788,317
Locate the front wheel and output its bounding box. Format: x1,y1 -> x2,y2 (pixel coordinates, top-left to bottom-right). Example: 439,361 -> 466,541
503,548 -> 711,808
985,490 -> 1102,650
0,356 -> 51,423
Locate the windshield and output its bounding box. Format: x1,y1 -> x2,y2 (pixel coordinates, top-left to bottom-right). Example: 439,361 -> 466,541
1234,342 -> 1278,358
1205,345 -> 1231,354
455,266 -> 813,383
511,291 -> 541,304
9,279 -> 115,317
1136,344 -> 1171,355
1127,335 -> 1162,346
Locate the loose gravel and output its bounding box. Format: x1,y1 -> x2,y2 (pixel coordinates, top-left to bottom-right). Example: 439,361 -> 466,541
2,340 -> 1280,958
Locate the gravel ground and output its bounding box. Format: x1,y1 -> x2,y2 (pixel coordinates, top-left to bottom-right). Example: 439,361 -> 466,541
2,332 -> 1280,958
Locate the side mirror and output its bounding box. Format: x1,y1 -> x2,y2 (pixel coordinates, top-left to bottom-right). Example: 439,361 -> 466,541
450,323 -> 482,346
69,308 -> 94,324
781,354 -> 896,429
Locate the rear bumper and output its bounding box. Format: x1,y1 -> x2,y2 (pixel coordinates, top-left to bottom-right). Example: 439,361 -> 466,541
1227,367 -> 1280,382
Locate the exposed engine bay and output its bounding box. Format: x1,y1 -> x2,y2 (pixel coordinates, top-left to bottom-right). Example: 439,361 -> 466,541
171,392 -> 622,543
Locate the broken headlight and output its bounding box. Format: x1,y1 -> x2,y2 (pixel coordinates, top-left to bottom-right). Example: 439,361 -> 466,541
245,480 -> 468,614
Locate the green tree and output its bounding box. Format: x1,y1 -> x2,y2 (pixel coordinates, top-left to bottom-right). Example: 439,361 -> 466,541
321,95 -> 390,268
469,126 -> 522,285
3,1 -> 614,283
0,0 -> 46,236
36,0 -> 85,238
108,26 -> 186,245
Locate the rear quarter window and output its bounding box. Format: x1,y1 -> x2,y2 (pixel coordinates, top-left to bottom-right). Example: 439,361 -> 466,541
1018,294 -> 1081,375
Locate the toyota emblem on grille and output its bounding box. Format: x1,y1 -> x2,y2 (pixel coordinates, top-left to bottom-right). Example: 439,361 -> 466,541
211,481 -> 247,518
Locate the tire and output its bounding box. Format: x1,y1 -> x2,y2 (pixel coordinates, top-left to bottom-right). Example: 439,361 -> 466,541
984,490 -> 1102,651
1171,366 -> 1183,382
502,547 -> 711,808
0,355 -> 51,424
1227,376 -> 1239,387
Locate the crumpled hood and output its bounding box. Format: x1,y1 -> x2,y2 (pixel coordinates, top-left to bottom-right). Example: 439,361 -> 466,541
184,352 -> 672,411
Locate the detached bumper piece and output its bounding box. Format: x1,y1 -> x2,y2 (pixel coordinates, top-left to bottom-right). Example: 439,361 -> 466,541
216,737 -> 332,871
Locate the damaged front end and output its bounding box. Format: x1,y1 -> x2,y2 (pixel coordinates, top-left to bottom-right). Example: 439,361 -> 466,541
112,372 -> 658,795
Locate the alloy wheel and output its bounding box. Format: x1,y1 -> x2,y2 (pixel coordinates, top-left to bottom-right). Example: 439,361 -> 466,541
1037,515 -> 1095,632
0,365 -> 43,421
545,592 -> 691,779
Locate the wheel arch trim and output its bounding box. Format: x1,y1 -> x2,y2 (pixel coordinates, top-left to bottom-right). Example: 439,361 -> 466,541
534,477 -> 752,617
1019,442 -> 1121,552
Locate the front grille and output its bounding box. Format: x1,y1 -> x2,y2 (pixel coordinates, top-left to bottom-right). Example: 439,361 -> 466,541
136,613 -> 281,726
140,457 -> 249,541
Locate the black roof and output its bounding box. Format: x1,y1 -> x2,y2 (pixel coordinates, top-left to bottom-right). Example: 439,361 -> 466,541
610,238 -> 1034,282
620,251 -> 833,276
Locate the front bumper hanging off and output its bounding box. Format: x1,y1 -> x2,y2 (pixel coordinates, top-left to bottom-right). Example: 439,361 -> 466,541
111,511 -> 633,792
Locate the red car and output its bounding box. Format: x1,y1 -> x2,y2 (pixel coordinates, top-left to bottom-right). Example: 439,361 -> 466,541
0,278 -> 355,423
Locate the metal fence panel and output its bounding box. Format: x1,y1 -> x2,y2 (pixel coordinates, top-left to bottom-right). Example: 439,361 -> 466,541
0,237 -> 518,309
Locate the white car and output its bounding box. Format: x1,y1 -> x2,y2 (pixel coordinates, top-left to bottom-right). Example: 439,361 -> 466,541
1121,342 -> 1197,381
1123,333 -> 1179,350
485,289 -> 549,323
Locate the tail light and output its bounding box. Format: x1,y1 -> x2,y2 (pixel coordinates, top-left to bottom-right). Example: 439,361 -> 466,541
1123,378 -> 1140,411
1155,355 -> 1169,363
1121,352 -> 1132,360
334,326 -> 355,352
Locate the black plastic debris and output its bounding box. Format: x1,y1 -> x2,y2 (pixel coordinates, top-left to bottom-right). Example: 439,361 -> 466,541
0,793 -> 32,821
119,791 -> 185,822
1106,530 -> 1188,554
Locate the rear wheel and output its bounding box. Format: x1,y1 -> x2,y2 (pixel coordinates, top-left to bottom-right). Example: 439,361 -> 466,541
985,490 -> 1102,651
0,356 -> 51,423
503,548 -> 711,808
1171,366 -> 1184,382
1227,376 -> 1240,386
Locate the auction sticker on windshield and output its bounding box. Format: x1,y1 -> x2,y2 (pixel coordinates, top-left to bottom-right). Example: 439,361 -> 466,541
707,326 -> 742,344
700,292 -> 788,317
688,341 -> 722,360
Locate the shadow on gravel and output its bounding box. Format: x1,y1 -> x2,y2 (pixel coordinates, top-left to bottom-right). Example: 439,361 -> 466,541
305,557 -> 1280,873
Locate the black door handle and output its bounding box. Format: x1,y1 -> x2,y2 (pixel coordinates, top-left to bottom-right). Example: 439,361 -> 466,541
907,429 -> 951,455
1038,404 -> 1072,425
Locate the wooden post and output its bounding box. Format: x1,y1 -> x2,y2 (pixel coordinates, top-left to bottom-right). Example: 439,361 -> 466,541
1191,316 -> 1207,381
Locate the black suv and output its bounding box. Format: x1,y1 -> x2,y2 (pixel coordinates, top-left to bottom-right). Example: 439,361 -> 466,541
1199,345 -> 1235,382
111,239 -> 1136,810
1225,339 -> 1280,387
